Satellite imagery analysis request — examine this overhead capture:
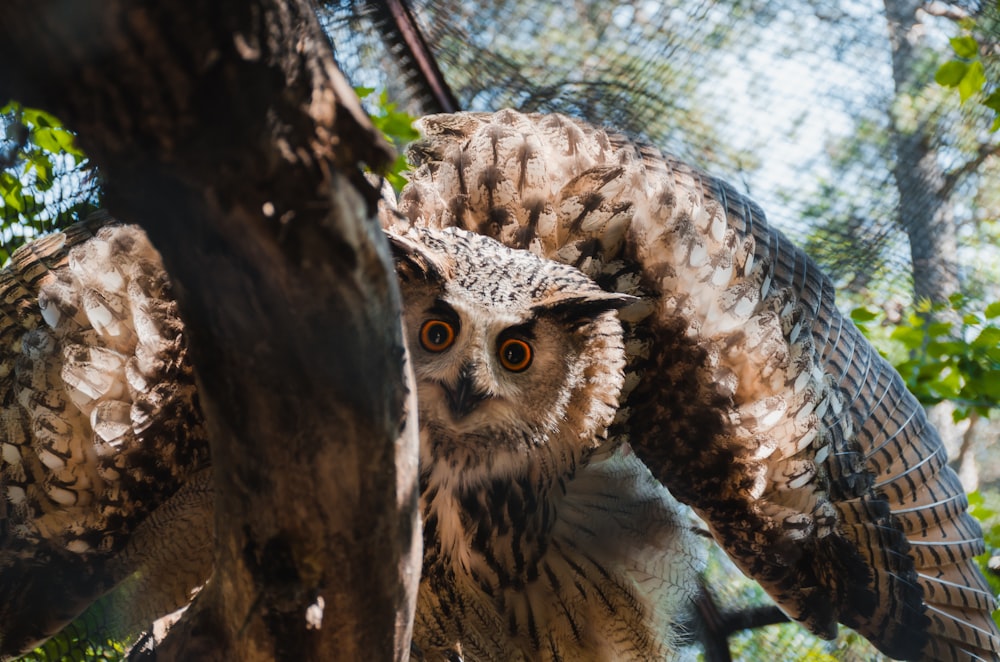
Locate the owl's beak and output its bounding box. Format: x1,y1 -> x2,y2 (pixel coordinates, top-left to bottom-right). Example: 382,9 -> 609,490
444,366 -> 489,419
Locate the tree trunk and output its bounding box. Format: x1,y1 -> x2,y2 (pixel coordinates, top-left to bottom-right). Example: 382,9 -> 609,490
883,0 -> 961,304
0,2 -> 421,660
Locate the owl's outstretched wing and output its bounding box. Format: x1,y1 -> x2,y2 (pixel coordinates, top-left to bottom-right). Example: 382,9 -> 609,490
389,109 -> 1000,660
0,214 -> 211,658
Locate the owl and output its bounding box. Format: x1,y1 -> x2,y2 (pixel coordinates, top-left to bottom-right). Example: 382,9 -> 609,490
389,225 -> 702,661
3,107 -> 999,662
386,109 -> 1000,661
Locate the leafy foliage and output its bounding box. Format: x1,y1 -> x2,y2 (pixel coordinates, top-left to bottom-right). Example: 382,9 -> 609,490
851,297 -> 1000,422
0,102 -> 97,263
355,87 -> 419,191
936,28 -> 1000,130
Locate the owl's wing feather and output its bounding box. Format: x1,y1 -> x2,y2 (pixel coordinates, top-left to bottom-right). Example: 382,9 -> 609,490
0,214 -> 211,658
392,109 -> 1000,660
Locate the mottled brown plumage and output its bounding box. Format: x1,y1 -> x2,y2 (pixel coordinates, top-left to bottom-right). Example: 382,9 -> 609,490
0,214 -> 211,658
386,109 -> 1000,661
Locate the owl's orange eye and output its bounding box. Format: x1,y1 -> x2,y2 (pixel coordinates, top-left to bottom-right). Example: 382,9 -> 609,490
420,320 -> 457,352
498,338 -> 532,372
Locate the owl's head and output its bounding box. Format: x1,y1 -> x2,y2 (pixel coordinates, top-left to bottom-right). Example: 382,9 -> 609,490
389,227 -> 631,487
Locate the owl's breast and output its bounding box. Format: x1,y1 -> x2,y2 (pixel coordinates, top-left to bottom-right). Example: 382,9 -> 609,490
413,447 -> 701,661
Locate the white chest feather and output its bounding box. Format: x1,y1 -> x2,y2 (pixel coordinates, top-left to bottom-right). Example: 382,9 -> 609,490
415,446 -> 702,662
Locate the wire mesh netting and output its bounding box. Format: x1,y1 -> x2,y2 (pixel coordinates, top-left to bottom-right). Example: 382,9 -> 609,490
3,1 -> 996,304
322,0 -> 999,307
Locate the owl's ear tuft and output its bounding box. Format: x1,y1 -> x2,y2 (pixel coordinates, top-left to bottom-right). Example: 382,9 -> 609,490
534,290 -> 636,324
386,232 -> 448,284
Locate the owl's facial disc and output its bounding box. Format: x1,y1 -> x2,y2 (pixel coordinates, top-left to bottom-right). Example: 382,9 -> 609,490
392,226 -> 630,475
418,308 -> 537,425
405,297 -> 557,454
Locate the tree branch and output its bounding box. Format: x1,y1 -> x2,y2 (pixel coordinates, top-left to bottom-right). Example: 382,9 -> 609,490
0,2 -> 420,660
692,579 -> 791,662
942,141 -> 1000,199
920,2 -> 970,22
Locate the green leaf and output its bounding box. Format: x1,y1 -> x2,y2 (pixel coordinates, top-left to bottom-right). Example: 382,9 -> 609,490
926,321 -> 954,338
985,301 -> 1000,319
985,90 -> 1000,113
937,366 -> 963,398
353,86 -> 376,99
850,306 -> 878,323
0,170 -> 18,193
959,60 -> 987,103
950,35 -> 980,59
384,111 -> 417,135
936,60 -> 969,87
916,360 -> 946,380
20,105 -> 86,161
972,326 -> 1000,350
927,340 -> 966,358
32,127 -> 61,153
3,187 -> 24,212
890,325 -> 926,350
22,106 -> 56,129
968,372 -> 1000,400
384,154 -> 412,193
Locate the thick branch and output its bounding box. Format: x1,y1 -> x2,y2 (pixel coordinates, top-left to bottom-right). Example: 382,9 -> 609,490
0,2 -> 420,660
693,581 -> 790,662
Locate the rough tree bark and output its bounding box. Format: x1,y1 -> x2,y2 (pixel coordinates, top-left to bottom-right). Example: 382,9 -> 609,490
0,1 -> 421,660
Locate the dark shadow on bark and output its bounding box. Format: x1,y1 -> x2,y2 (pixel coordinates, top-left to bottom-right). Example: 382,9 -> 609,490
0,1 -> 421,659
